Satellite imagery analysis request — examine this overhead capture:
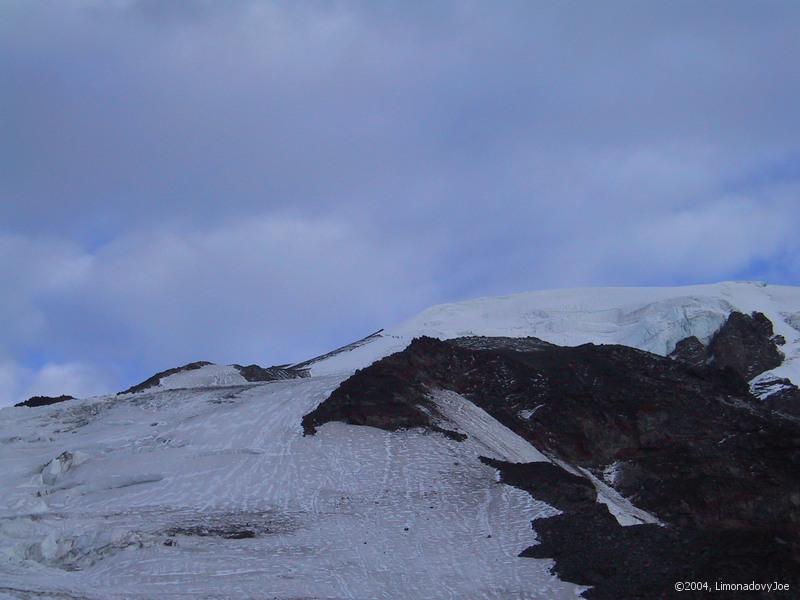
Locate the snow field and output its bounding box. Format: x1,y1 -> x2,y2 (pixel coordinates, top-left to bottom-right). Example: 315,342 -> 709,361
0,377 -> 584,599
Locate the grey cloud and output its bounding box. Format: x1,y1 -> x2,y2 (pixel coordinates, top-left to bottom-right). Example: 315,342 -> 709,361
1,1 -> 799,404
0,216 -> 442,403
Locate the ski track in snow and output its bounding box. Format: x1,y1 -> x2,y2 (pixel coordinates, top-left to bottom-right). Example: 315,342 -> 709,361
0,377 -> 583,599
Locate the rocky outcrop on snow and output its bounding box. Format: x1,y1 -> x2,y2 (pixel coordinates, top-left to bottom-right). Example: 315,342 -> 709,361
232,363 -> 309,382
14,394 -> 74,408
486,457 -> 797,600
666,335 -> 707,368
304,335 -> 800,596
753,376 -> 800,417
707,311 -> 784,380
668,310 -> 798,415
118,361 -> 214,394
669,311 -> 785,382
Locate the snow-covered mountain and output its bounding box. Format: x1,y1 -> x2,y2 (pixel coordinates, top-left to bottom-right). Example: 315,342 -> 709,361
306,280 -> 800,383
2,281 -> 799,599
129,281 -> 800,389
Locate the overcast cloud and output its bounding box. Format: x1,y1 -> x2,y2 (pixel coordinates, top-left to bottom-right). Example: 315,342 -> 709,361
2,0 -> 800,405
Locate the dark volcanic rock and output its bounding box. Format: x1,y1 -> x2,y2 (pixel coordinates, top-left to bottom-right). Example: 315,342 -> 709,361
486,458 -> 800,599
708,311 -> 784,380
166,525 -> 257,539
232,364 -> 309,382
164,510 -> 295,541
755,377 -> 800,417
14,394 -> 74,408
670,311 -> 798,415
484,458 -> 800,599
667,335 -> 708,368
302,360 -> 433,435
449,335 -> 556,353
526,506 -> 797,599
303,335 -> 800,593
302,356 -> 463,440
670,311 -> 785,382
479,457 -> 596,513
118,361 -> 213,395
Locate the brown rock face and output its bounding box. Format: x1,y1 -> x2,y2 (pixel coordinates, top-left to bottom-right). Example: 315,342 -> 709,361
707,311 -> 784,380
232,364 -> 309,382
757,377 -> 800,417
669,311 -> 785,382
303,335 -> 800,598
667,335 -> 708,368
14,394 -> 74,408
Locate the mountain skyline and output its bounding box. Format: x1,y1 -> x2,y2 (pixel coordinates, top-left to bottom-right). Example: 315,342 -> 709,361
2,1 -> 800,405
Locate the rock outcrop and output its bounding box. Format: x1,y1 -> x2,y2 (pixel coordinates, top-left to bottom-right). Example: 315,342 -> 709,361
669,311 -> 785,382
753,376 -> 800,417
232,364 -> 309,382
488,458 -> 797,600
14,394 -> 74,408
667,335 -> 707,368
118,361 -> 214,395
707,311 -> 784,380
303,335 -> 800,597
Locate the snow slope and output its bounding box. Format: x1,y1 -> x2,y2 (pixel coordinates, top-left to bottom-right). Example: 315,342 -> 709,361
309,281 -> 800,390
155,364 -> 248,390
0,378 -> 584,599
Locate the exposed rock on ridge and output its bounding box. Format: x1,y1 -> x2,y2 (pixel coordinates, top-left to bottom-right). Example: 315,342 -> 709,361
708,311 -> 784,380
669,311 -> 784,382
119,361 -> 308,395
14,394 -> 75,408
666,335 -> 707,368
118,361 -> 214,395
232,364 -> 309,382
485,458 -> 797,600
303,335 -> 800,597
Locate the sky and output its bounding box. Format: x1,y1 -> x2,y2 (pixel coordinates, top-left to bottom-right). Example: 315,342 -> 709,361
2,0 -> 800,406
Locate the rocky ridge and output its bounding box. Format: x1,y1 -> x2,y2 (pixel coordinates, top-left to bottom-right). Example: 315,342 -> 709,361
303,317 -> 800,598
13,395 -> 75,408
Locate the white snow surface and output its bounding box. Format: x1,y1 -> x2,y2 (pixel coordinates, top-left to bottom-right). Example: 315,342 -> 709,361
577,468 -> 663,528
155,364 -> 248,390
430,390 -> 548,464
0,379 -> 584,599
309,281 -> 800,390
